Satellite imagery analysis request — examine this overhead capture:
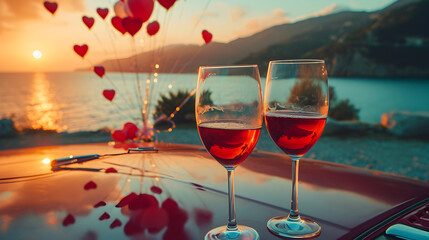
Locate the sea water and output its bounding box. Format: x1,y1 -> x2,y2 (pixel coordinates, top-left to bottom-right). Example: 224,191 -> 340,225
0,72 -> 428,132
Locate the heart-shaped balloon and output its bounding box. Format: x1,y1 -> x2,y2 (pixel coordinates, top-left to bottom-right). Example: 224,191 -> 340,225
158,0 -> 176,10
111,16 -> 126,34
82,16 -> 95,29
127,0 -> 154,23
114,1 -> 128,18
146,21 -> 160,36
103,89 -> 116,101
43,1 -> 58,15
93,66 -> 105,78
122,122 -> 138,139
122,17 -> 143,36
97,8 -> 109,19
111,130 -> 127,142
202,30 -> 212,44
73,44 -> 88,58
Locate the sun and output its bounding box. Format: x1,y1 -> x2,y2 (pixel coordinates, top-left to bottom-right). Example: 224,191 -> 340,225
32,50 -> 42,59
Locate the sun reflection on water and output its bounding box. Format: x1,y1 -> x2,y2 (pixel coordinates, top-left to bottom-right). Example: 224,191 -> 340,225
27,73 -> 62,131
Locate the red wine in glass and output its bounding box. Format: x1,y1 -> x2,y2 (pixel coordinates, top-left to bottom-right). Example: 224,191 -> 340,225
197,65 -> 262,240
265,110 -> 326,156
198,121 -> 261,167
264,59 -> 328,239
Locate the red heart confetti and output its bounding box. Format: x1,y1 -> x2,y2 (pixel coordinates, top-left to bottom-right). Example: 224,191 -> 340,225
150,186 -> 162,194
43,1 -> 58,15
97,8 -> 109,19
146,21 -> 160,36
158,0 -> 176,10
94,201 -> 106,208
162,198 -> 179,213
116,192 -> 138,208
122,17 -> 143,36
84,181 -> 97,190
73,44 -> 88,58
194,208 -> 213,226
103,89 -> 115,101
110,219 -> 122,229
93,65 -> 105,78
99,212 -> 110,221
82,16 -> 95,29
129,194 -> 158,211
105,167 -> 118,173
202,30 -> 212,44
62,213 -> 75,226
142,208 -> 168,233
111,16 -> 126,34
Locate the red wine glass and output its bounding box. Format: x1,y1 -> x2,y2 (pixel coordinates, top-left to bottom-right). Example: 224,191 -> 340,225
264,60 -> 329,238
196,65 -> 263,240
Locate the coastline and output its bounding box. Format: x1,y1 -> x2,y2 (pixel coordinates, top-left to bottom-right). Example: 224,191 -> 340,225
1,125 -> 428,182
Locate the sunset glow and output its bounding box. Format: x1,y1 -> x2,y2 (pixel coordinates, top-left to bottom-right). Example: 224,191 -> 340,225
33,50 -> 42,59
0,0 -> 395,72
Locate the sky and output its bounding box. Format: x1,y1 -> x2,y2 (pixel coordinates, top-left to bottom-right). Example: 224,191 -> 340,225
0,0 -> 396,73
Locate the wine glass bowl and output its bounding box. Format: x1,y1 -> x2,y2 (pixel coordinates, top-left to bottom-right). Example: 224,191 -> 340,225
196,65 -> 263,240
264,60 -> 329,238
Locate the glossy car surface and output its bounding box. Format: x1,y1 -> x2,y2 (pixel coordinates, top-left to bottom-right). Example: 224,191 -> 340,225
0,142 -> 428,239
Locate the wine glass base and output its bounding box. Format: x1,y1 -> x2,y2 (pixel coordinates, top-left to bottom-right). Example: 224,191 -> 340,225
205,225 -> 260,240
267,216 -> 321,239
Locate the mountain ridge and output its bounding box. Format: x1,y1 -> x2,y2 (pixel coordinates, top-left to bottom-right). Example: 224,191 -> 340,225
92,0 -> 429,78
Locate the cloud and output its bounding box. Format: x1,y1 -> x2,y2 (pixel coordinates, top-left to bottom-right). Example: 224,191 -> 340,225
295,4 -> 350,21
0,0 -> 85,32
230,7 -> 246,21
234,8 -> 290,38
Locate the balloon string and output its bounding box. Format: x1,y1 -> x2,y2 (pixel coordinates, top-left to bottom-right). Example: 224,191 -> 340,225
131,37 -> 145,126
191,0 -> 212,34
83,58 -> 136,120
102,20 -> 140,112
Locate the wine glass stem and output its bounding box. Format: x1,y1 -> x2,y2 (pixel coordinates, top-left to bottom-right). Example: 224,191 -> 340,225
289,159 -> 300,220
227,169 -> 238,231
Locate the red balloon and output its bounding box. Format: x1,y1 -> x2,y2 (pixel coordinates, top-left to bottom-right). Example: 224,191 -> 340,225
146,21 -> 160,36
158,0 -> 176,10
73,44 -> 88,58
97,8 -> 109,19
43,1 -> 58,15
111,16 -> 126,34
103,89 -> 116,101
93,66 -> 105,78
202,30 -> 212,44
111,129 -> 127,142
122,122 -> 138,139
82,16 -> 95,29
122,17 -> 143,36
127,0 -> 154,23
